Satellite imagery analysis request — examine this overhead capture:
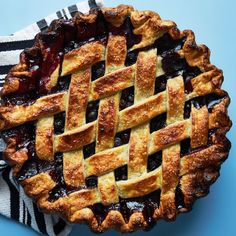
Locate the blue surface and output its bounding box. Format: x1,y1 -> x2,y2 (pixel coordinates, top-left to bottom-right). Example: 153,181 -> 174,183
0,0 -> 235,235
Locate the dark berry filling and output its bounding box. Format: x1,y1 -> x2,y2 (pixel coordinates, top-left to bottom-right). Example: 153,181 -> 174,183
154,33 -> 186,55
125,50 -> 139,67
183,66 -> 201,93
114,129 -> 131,147
161,52 -> 201,82
184,100 -> 192,119
207,94 -> 225,112
18,76 -> 40,94
161,53 -> 186,77
48,184 -> 80,202
76,11 -> 108,44
51,74 -> 71,93
119,86 -> 134,110
1,122 -> 36,156
90,190 -> 160,229
175,184 -> 186,209
91,61 -> 105,81
1,74 -> 40,106
63,40 -> 78,53
54,112 -> 66,134
49,152 -> 64,184
48,186 -> 67,202
17,160 -> 38,182
180,129 -> 218,158
86,100 -> 99,123
85,175 -> 98,188
184,93 -> 225,119
180,138 -> 191,156
17,152 -> 64,183
147,151 -> 162,172
76,21 -> 97,43
154,75 -> 168,94
83,142 -> 96,159
1,93 -> 37,106
115,165 -> 128,181
150,113 -> 167,133
90,203 -> 108,226
108,17 -> 141,49
155,33 -> 201,94
17,158 -> 53,182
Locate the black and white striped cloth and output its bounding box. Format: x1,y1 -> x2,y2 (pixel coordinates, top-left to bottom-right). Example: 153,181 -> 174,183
0,1 -> 103,235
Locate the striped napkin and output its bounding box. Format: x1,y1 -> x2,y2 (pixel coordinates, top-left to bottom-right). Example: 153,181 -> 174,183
0,1 -> 103,235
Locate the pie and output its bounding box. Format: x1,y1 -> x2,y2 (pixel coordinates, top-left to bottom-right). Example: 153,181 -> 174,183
0,3 -> 232,233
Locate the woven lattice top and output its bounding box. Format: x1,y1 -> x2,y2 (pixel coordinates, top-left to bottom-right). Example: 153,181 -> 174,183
0,4 -> 231,233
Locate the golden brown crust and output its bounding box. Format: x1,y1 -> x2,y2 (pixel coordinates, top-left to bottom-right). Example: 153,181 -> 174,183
106,35 -> 127,72
191,106 -> 209,148
160,76 -> 185,220
22,173 -> 56,198
63,150 -> 85,187
96,96 -> 118,150
0,92 -> 66,130
98,173 -> 119,205
151,120 -> 190,152
117,169 -> 162,198
132,17 -> 175,50
0,4 -> 232,234
54,123 -> 95,152
96,34 -> 127,208
65,69 -> 90,130
102,5 -> 134,27
118,92 -> 167,132
36,117 -> 54,160
62,42 -> 105,76
91,66 -> 135,100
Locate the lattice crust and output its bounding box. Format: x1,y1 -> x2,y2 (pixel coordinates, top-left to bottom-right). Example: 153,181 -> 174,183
0,4 -> 232,233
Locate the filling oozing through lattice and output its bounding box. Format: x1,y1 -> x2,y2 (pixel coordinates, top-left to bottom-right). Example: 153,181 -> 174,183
115,165 -> 128,181
114,129 -> 131,147
54,112 -> 66,135
0,13 -> 228,227
83,142 -> 96,159
119,87 -> 134,111
51,74 -> 71,93
150,114 -> 167,133
90,189 -> 161,228
147,151 -> 162,172
86,101 -> 100,123
91,61 -> 105,81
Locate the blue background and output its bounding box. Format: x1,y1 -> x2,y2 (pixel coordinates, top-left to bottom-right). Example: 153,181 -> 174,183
0,0 -> 235,235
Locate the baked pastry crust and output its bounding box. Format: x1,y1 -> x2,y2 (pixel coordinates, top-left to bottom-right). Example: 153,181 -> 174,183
0,4 -> 231,233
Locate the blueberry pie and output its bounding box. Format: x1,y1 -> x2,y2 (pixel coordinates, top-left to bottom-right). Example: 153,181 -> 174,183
0,4 -> 232,233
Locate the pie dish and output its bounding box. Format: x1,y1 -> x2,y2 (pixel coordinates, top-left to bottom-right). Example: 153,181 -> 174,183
0,3 -> 232,233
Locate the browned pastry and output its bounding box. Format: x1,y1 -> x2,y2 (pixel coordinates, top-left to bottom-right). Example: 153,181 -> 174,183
0,4 -> 232,233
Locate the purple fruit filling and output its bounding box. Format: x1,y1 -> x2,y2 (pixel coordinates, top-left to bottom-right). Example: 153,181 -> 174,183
119,86 -> 134,110
147,151 -> 162,172
54,112 -> 66,134
83,142 -> 96,159
86,101 -> 99,123
91,61 -> 105,81
150,113 -> 167,133
115,165 -> 128,181
114,129 -> 131,147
